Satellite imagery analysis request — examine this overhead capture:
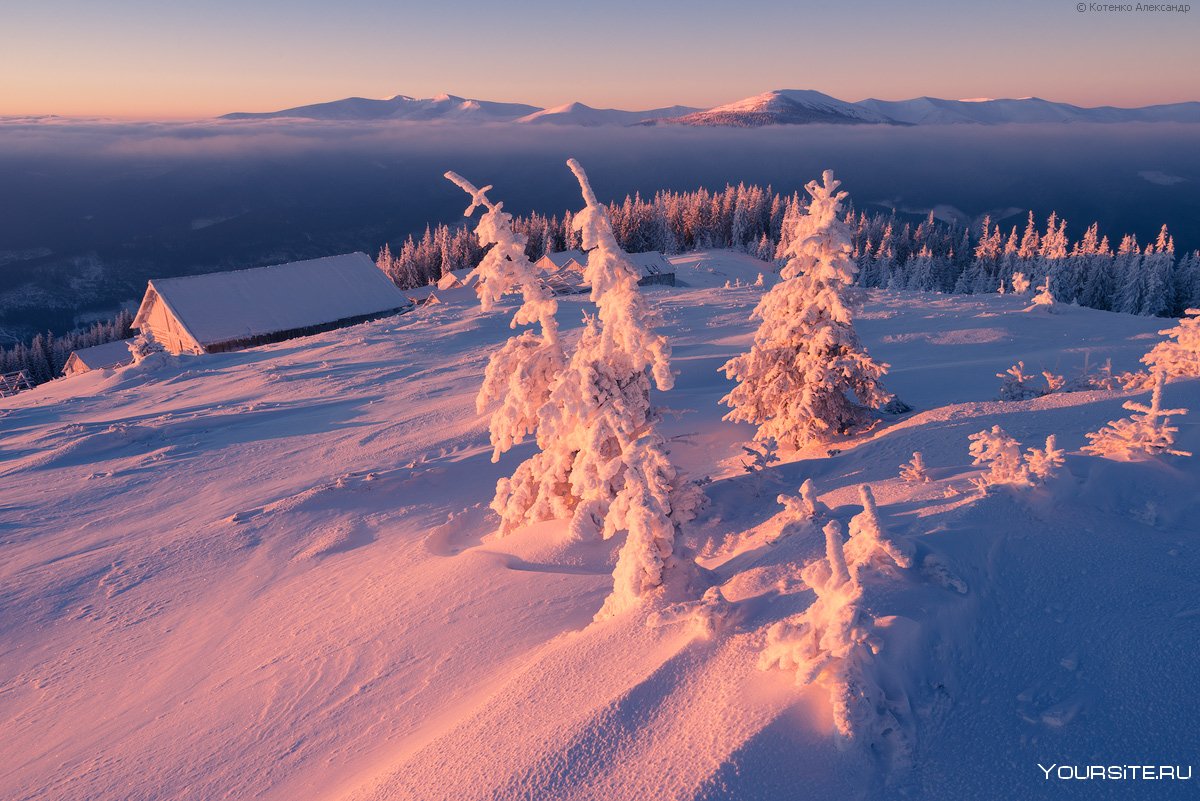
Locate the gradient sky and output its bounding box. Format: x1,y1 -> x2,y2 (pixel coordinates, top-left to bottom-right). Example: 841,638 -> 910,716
2,0 -> 1197,118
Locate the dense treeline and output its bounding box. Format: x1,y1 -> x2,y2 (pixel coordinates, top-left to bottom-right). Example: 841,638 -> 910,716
1,310 -> 133,386
377,184 -> 1200,317
6,183 -> 1198,392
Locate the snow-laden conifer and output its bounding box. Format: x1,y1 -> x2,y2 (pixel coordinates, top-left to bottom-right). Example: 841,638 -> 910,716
1025,435 -> 1065,480
127,330 -> 166,364
483,159 -> 696,616
969,426 -> 1064,488
720,170 -> 895,450
898,451 -> 929,483
759,511 -> 911,746
997,361 -> 1043,401
844,485 -> 914,570
1027,274 -> 1056,312
1143,308 -> 1200,378
444,172 -> 564,463
1082,371 -> 1191,460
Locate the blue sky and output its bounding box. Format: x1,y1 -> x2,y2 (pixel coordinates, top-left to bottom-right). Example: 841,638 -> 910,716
2,0 -> 1197,117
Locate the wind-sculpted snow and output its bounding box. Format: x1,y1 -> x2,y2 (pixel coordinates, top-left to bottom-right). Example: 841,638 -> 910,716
1,251 -> 1198,800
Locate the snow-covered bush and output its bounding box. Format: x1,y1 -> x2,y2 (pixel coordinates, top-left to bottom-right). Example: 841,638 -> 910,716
127,330 -> 166,364
898,451 -> 929,483
844,485 -> 914,571
1011,272 -> 1031,294
1056,357 -> 1152,393
740,438 -> 778,497
997,361 -> 1044,401
1026,275 -> 1056,312
444,172 -> 564,463
776,478 -> 827,524
760,507 -> 911,745
1143,308 -> 1200,378
720,170 -> 897,450
1041,370 -> 1066,393
968,425 -> 1062,488
1082,371 -> 1191,460
1025,435 -> 1065,480
647,586 -> 735,638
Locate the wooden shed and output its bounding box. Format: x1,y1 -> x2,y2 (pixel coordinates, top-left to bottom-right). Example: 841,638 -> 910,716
132,253 -> 411,355
63,339 -> 134,377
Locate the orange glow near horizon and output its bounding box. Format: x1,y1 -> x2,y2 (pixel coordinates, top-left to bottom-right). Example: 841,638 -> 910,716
2,1 -> 1197,119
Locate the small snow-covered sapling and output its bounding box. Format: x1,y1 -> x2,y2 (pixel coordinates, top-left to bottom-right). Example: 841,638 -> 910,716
898,451 -> 929,483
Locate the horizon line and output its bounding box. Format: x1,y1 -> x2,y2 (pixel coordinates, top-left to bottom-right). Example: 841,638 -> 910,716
6,88 -> 1200,122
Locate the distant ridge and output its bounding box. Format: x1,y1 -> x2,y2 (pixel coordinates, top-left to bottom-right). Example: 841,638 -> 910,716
221,93 -> 539,122
515,102 -> 698,126
221,90 -> 1200,126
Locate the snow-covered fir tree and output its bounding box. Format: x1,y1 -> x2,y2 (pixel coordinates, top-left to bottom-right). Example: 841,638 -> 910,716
844,485 -> 914,570
997,361 -> 1044,401
1144,308 -> 1200,378
1028,274 -> 1056,312
1082,371 -> 1191,460
1025,435 -> 1065,481
759,491 -> 911,743
127,330 -> 166,364
899,451 -> 929,482
1114,235 -> 1144,315
489,159 -> 700,618
444,171 -> 565,464
720,170 -> 897,450
968,426 -> 1062,488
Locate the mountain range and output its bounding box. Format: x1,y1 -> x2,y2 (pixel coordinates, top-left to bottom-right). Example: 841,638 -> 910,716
221,89 -> 1200,126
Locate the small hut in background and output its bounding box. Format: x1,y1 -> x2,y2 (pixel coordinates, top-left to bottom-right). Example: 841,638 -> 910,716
63,339 -> 134,377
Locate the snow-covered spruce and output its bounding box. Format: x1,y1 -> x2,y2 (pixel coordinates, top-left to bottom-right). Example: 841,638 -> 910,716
759,508 -> 913,759
127,330 -> 166,364
899,451 -> 929,483
740,438 -> 778,497
996,361 -> 1046,401
1025,434 -> 1066,480
1011,271 -> 1031,294
1144,308 -> 1200,379
845,485 -> 915,571
968,426 -> 1063,489
1082,371 -> 1191,460
1025,274 -> 1056,312
444,172 -> 565,466
771,478 -> 828,544
776,477 -> 827,523
490,159 -> 700,618
720,170 -> 898,450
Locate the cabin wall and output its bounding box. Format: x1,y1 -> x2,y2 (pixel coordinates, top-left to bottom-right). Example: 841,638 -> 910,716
202,306 -> 411,354
62,355 -> 86,377
141,300 -> 203,355
637,272 -> 676,287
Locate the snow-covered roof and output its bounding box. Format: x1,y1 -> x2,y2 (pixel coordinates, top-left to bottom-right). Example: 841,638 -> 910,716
542,250 -> 671,276
436,272 -> 464,290
65,339 -> 133,373
537,250 -> 586,269
624,251 -> 671,274
134,253 -> 410,348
